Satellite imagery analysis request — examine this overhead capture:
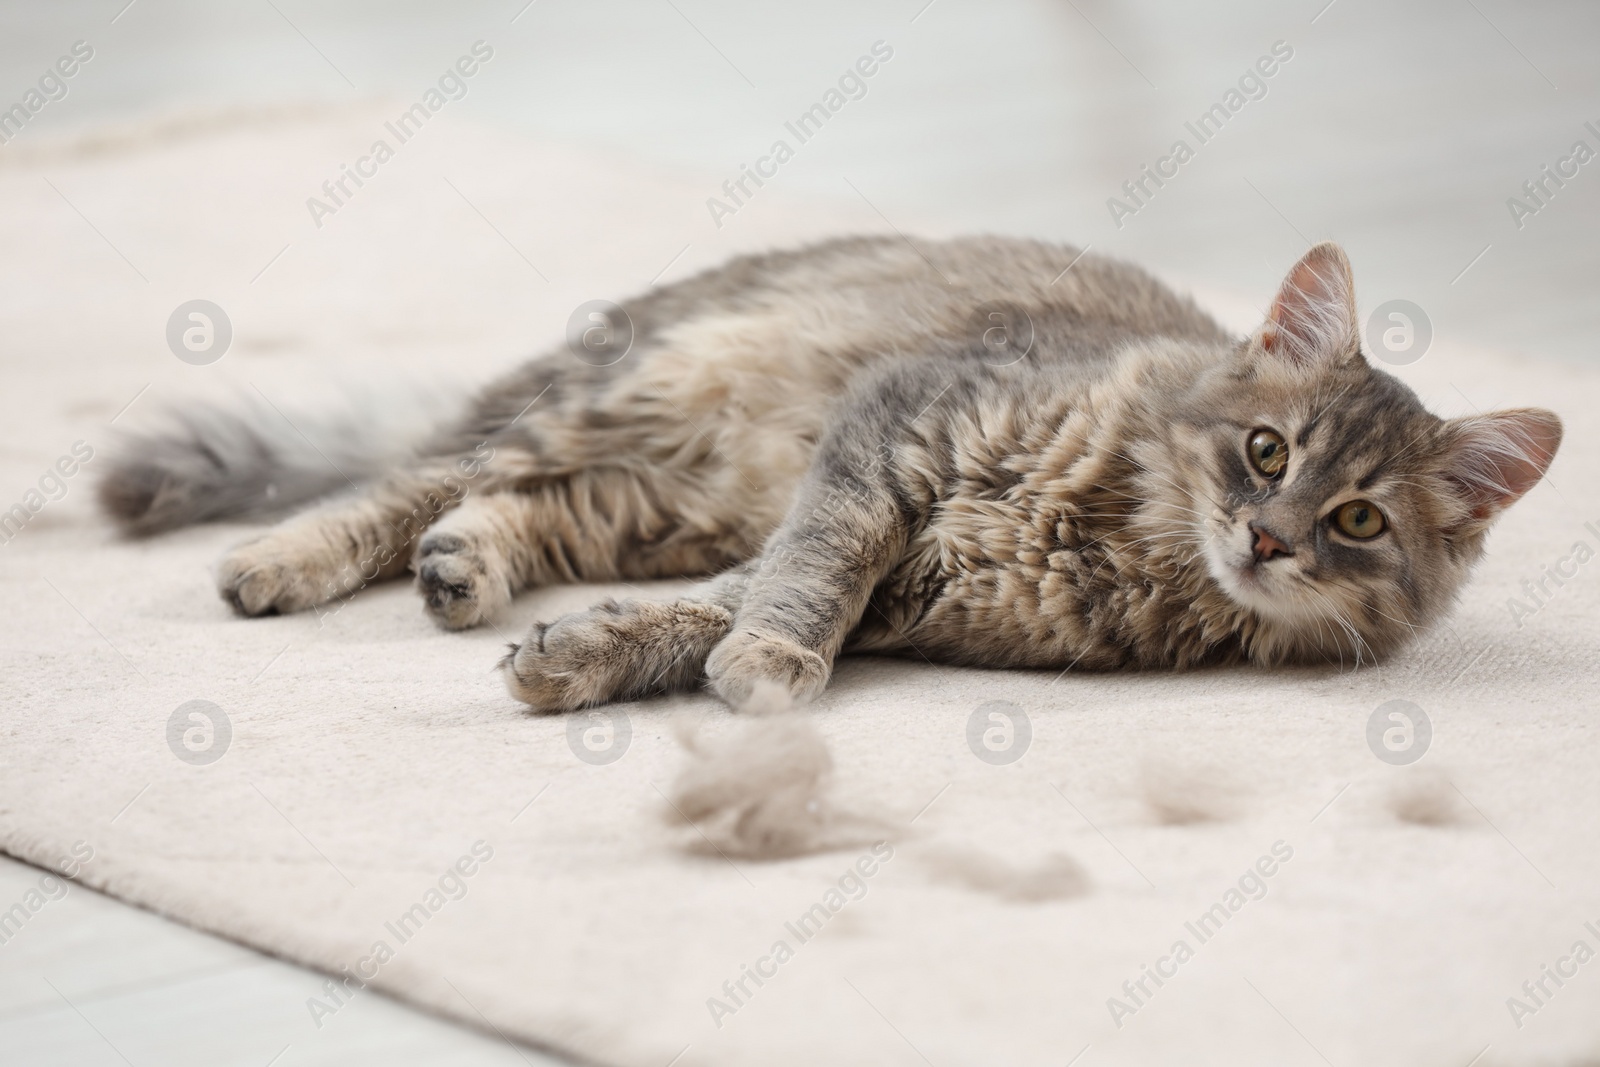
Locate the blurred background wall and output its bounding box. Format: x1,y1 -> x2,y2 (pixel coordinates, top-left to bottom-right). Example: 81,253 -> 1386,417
1,0 -> 1595,362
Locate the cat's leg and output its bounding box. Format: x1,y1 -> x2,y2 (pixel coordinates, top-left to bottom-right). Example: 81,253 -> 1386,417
218,459 -> 482,616
415,468 -> 745,630
704,453 -> 911,706
495,464 -> 908,712
500,567 -> 750,711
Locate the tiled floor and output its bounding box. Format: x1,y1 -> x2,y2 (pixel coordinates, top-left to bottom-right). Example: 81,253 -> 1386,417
0,855 -> 564,1066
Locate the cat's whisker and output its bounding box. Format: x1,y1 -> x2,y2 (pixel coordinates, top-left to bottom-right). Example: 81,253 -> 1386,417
1077,521 -> 1195,553
1295,570 -> 1417,647
1081,526 -> 1207,586
1103,448 -> 1235,518
1359,601 -> 1424,636
1297,584 -> 1373,670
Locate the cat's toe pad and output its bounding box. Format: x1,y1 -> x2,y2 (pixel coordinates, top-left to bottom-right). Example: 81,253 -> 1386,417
415,533 -> 508,630
706,630 -> 829,708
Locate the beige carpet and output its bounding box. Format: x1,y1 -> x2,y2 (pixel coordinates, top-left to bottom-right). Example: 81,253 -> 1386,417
2,104 -> 1598,1067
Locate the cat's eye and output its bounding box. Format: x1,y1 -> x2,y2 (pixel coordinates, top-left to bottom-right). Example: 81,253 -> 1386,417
1247,429 -> 1288,478
1333,500 -> 1386,539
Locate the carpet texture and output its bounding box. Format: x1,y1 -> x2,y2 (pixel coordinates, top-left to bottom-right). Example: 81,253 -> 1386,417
2,104 -> 1598,1067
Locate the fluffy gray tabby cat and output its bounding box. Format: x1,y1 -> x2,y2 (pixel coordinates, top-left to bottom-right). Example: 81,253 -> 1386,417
99,239 -> 1560,710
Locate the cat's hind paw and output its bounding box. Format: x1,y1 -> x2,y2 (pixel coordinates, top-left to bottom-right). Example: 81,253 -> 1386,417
415,531 -> 510,630
218,538 -> 337,616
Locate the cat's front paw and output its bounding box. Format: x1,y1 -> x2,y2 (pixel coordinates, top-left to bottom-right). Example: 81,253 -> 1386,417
414,531 -> 510,630
500,608 -> 626,712
501,599 -> 734,711
705,629 -> 830,708
218,539 -> 336,616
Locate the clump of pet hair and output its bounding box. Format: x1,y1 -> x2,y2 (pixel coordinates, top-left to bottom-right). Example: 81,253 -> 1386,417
1389,767 -> 1467,827
917,843 -> 1091,903
1138,756 -> 1242,825
663,681 -> 891,860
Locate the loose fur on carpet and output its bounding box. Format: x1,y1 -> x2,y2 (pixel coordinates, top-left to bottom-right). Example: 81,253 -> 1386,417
664,683 -> 895,861
1,105 -> 1597,1067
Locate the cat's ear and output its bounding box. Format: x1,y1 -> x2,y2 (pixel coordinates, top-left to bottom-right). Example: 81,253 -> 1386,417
1252,242 -> 1360,367
1439,408 -> 1562,521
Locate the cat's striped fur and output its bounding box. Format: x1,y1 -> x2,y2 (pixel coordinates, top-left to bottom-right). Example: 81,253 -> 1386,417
98,238 -> 1561,710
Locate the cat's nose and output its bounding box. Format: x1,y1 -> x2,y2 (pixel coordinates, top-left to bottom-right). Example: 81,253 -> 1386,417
1249,522 -> 1292,562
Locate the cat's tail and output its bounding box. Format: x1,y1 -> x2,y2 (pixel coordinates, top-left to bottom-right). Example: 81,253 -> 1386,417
97,382 -> 464,536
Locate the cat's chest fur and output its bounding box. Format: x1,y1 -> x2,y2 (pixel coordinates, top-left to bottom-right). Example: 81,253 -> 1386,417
851,357 -> 1253,671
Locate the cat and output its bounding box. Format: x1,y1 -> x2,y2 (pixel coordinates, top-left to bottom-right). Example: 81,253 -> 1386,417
98,237 -> 1561,711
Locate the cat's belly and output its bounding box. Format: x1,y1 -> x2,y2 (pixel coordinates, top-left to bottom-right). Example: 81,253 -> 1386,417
598,303 -> 920,548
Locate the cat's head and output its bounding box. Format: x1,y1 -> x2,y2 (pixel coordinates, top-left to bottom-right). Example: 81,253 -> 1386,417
1167,243 -> 1560,664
